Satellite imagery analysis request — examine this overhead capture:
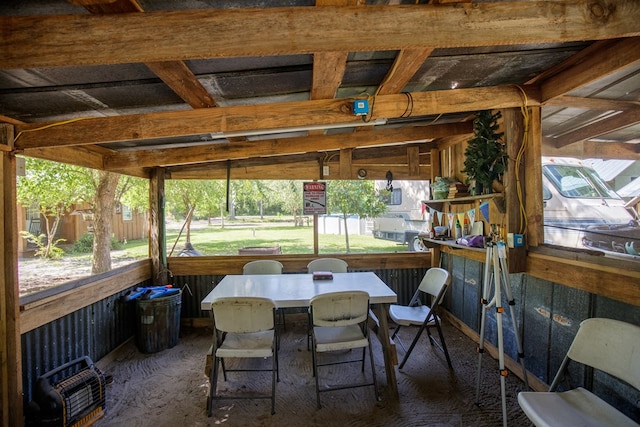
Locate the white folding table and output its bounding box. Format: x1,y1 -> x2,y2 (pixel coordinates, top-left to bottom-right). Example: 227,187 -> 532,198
201,271 -> 399,397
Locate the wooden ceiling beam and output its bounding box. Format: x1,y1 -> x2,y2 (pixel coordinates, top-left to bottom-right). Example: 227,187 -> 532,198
21,146 -> 107,171
3,2 -> 639,69
144,61 -> 216,109
309,0 -> 360,102
15,85 -> 537,149
165,144 -> 433,180
539,37 -> 640,102
376,48 -> 434,96
76,0 -> 217,110
311,52 -> 349,101
103,124 -> 466,169
69,0 -> 143,13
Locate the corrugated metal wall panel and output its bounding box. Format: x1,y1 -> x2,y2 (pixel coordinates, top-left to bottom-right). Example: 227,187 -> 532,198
21,283 -> 145,405
444,252 -> 640,419
176,274 -> 225,318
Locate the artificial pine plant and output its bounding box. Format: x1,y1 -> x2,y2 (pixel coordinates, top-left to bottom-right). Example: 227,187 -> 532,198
462,110 -> 507,194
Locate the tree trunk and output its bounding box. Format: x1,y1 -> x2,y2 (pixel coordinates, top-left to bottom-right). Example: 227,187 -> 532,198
42,211 -> 62,258
342,213 -> 351,253
185,206 -> 194,243
92,171 -> 120,274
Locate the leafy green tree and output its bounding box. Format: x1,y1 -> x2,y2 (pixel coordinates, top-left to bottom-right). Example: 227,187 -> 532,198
275,180 -> 304,222
165,180 -> 211,251
326,180 -> 387,253
200,180 -> 227,226
17,158 -> 84,259
17,157 -> 137,274
119,175 -> 149,213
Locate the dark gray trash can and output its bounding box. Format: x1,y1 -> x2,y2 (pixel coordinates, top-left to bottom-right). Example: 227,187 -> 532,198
135,291 -> 182,353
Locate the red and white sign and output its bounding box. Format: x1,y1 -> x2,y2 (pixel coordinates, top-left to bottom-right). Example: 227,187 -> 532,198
303,181 -> 326,215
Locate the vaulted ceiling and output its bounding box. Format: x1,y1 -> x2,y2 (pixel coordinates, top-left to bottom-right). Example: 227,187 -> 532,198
1,0 -> 639,180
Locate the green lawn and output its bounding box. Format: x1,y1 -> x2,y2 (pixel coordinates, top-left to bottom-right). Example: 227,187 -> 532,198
120,220 -> 405,257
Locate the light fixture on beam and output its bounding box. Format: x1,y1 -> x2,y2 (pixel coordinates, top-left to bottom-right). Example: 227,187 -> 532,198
210,118 -> 387,140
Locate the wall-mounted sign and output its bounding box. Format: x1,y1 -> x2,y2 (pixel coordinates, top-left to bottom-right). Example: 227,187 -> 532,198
303,181 -> 326,215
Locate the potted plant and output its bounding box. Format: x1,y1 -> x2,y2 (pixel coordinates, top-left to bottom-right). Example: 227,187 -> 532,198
462,110 -> 507,195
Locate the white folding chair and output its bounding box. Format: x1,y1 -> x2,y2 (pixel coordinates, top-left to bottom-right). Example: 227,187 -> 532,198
309,291 -> 379,409
307,258 -> 348,273
208,297 -> 279,416
243,260 -> 287,332
518,317 -> 640,427
242,259 -> 284,275
389,267 -> 452,369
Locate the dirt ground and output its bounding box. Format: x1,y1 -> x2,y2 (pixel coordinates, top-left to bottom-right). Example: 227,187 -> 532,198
95,316 -> 529,427
18,251 -> 140,297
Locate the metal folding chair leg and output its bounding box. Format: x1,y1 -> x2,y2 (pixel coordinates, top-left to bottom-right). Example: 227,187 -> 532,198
398,316 -> 452,370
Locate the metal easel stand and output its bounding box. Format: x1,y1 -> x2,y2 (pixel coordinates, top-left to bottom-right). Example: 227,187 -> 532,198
474,240 -> 529,427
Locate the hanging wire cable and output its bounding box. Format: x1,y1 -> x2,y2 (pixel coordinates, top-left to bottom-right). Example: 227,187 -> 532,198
14,117 -> 90,144
400,92 -> 414,118
362,49 -> 404,123
514,85 -> 530,236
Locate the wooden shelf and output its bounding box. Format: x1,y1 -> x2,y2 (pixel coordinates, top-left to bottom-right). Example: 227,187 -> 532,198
419,236 -> 486,253
419,236 -> 487,263
422,193 -> 505,212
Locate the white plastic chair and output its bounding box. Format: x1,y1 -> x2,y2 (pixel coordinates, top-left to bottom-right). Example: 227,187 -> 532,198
517,317 -> 640,427
307,258 -> 348,273
309,291 -> 379,409
242,259 -> 284,275
389,267 -> 452,369
243,260 -> 286,331
208,297 -> 279,416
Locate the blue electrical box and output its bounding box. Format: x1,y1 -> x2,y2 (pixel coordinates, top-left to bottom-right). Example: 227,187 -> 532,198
353,99 -> 369,116
514,234 -> 524,247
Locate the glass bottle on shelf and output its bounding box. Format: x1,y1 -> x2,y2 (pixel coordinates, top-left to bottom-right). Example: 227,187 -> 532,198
429,222 -> 436,239
455,218 -> 462,239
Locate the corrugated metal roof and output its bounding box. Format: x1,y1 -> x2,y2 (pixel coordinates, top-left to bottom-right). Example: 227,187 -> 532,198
618,177 -> 640,198
584,159 -> 635,181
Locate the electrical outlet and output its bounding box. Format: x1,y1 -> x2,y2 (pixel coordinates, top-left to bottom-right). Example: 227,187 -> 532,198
353,99 -> 369,116
323,166 -> 329,176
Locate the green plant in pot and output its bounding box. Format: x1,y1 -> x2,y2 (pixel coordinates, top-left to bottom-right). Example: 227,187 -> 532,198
462,110 -> 507,195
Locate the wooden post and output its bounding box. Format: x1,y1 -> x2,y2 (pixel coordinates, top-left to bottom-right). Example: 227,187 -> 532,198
502,109 -> 526,273
339,148 -> 352,179
408,145 -> 420,178
0,124 -> 22,425
430,147 -> 440,182
149,167 -> 168,285
524,107 -> 543,247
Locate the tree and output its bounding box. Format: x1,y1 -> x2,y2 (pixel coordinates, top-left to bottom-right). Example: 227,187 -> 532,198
276,180 -> 304,222
17,157 -> 142,274
16,158 -> 83,259
91,170 -> 121,274
199,180 -> 226,226
165,180 -> 220,252
326,180 -> 387,253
